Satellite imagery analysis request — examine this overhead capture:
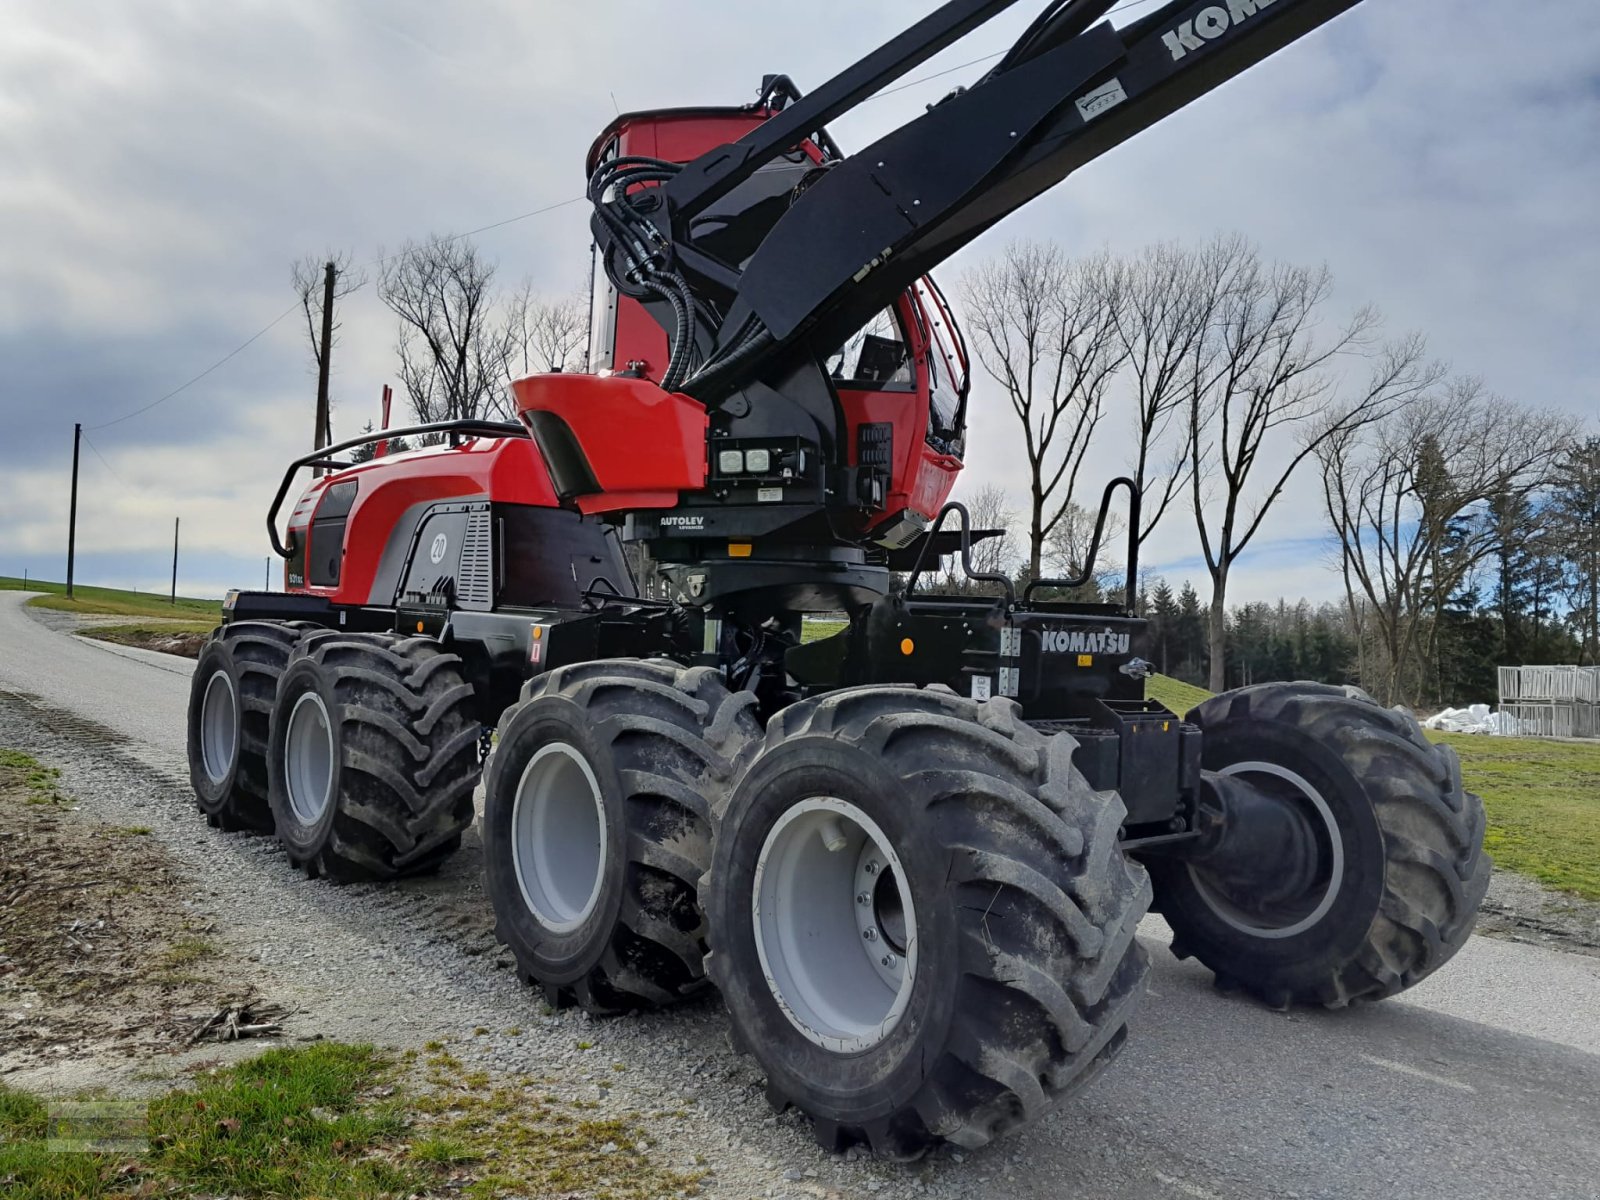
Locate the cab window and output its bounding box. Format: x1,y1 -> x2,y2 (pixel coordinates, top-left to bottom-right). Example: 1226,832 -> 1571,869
825,308 -> 912,388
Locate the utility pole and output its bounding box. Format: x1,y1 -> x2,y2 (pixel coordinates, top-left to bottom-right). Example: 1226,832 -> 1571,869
66,422 -> 81,599
313,260 -> 337,476
264,558 -> 270,590
171,517 -> 180,605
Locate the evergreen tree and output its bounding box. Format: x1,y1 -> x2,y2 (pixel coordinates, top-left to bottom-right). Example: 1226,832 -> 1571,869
1551,438 -> 1600,665
1148,580 -> 1177,675
1489,487 -> 1537,663
1173,582 -> 1207,685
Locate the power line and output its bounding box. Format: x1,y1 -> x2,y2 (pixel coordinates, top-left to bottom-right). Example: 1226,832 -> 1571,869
365,195 -> 589,270
84,0 -> 1166,435
867,52 -> 1006,101
865,0 -> 1168,101
86,301 -> 301,431
88,198 -> 590,433
79,433 -> 122,482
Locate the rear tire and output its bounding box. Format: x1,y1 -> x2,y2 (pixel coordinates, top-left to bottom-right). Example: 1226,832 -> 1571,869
705,686 -> 1151,1159
267,633 -> 481,881
483,659 -> 760,1014
1148,682 -> 1490,1008
186,621 -> 314,832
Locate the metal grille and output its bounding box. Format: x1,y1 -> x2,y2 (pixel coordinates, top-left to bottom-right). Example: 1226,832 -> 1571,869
456,509 -> 493,609
1497,666 -> 1600,740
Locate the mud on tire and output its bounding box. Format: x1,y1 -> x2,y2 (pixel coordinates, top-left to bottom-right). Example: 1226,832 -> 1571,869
266,633 -> 481,881
187,620 -> 316,832
1148,682 -> 1490,1008
705,685 -> 1151,1160
484,659 -> 761,1014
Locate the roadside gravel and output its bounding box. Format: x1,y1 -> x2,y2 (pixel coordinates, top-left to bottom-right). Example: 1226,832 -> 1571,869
0,693 -> 920,1199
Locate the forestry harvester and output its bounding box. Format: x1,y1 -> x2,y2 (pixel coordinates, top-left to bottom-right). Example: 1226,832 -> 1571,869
188,0 -> 1489,1158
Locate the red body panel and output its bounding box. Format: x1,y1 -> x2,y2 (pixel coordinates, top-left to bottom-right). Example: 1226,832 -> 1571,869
585,108 -> 968,535
286,438 -> 557,604
837,291 -> 963,530
511,373 -> 708,515
589,109 -> 776,381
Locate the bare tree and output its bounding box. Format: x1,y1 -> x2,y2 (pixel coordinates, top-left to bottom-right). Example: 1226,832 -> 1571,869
504,283 -> 589,382
1109,237 -> 1236,548
378,235 -> 511,424
291,251 -> 366,441
1187,243 -> 1435,690
1319,381 -> 1578,704
963,241 -> 1125,577
935,483 -> 1018,594
1043,503 -> 1127,597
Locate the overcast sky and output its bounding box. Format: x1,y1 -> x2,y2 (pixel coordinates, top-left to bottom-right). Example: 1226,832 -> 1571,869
2,0 -> 1595,604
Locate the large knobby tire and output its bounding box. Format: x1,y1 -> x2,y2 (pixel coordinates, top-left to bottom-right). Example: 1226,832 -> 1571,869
186,621 -> 315,832
266,633 -> 481,881
1148,682 -> 1490,1009
705,685 -> 1151,1160
484,659 -> 761,1014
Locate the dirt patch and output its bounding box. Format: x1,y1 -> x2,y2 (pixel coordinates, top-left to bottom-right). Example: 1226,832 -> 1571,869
77,625 -> 208,658
1475,867 -> 1600,959
0,751 -> 268,1077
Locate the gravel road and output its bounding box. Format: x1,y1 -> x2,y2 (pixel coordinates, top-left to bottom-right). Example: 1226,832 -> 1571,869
2,590 -> 1597,1200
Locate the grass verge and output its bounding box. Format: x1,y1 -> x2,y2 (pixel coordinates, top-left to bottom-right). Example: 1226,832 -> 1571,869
1144,674 -> 1600,903
0,1044 -> 411,1200
1145,674 -> 1213,717
76,620 -> 214,658
1430,731 -> 1600,901
0,1043 -> 706,1200
1,575 -> 219,621
0,749 -> 67,806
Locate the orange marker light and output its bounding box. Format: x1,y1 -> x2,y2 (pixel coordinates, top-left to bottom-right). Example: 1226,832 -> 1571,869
900,638 -> 915,656
729,543 -> 753,558
416,621 -> 425,633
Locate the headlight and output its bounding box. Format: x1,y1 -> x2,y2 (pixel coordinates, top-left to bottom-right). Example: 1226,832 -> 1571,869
718,449 -> 744,474
745,448 -> 771,474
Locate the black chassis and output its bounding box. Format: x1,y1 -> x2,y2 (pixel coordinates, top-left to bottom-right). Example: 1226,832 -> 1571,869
244,445 -> 1203,848
226,581 -> 1200,848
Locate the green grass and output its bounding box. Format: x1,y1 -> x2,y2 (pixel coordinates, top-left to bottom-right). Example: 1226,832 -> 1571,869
1430,732 -> 1600,901
801,616 -> 848,643
158,937 -> 218,969
0,748 -> 66,807
1146,673 -> 1213,717
2,1041 -> 706,1200
0,575 -> 219,621
1144,675 -> 1600,903
0,1044 -> 413,1200
80,619 -> 217,638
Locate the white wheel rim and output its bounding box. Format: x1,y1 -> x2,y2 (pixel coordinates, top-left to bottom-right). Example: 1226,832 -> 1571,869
284,691 -> 335,825
511,743 -> 608,933
752,798 -> 918,1053
199,669 -> 238,784
1188,760 -> 1345,939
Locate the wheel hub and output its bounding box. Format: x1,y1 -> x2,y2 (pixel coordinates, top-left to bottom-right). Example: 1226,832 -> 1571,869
283,691 -> 335,825
198,669 -> 238,784
752,798 -> 918,1053
1186,761 -> 1344,939
511,743 -> 608,933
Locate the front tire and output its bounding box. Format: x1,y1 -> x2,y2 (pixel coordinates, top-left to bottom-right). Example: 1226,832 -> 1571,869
266,634 -> 481,881
705,686 -> 1151,1159
186,621 -> 313,831
483,660 -> 760,1014
1148,682 -> 1490,1008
